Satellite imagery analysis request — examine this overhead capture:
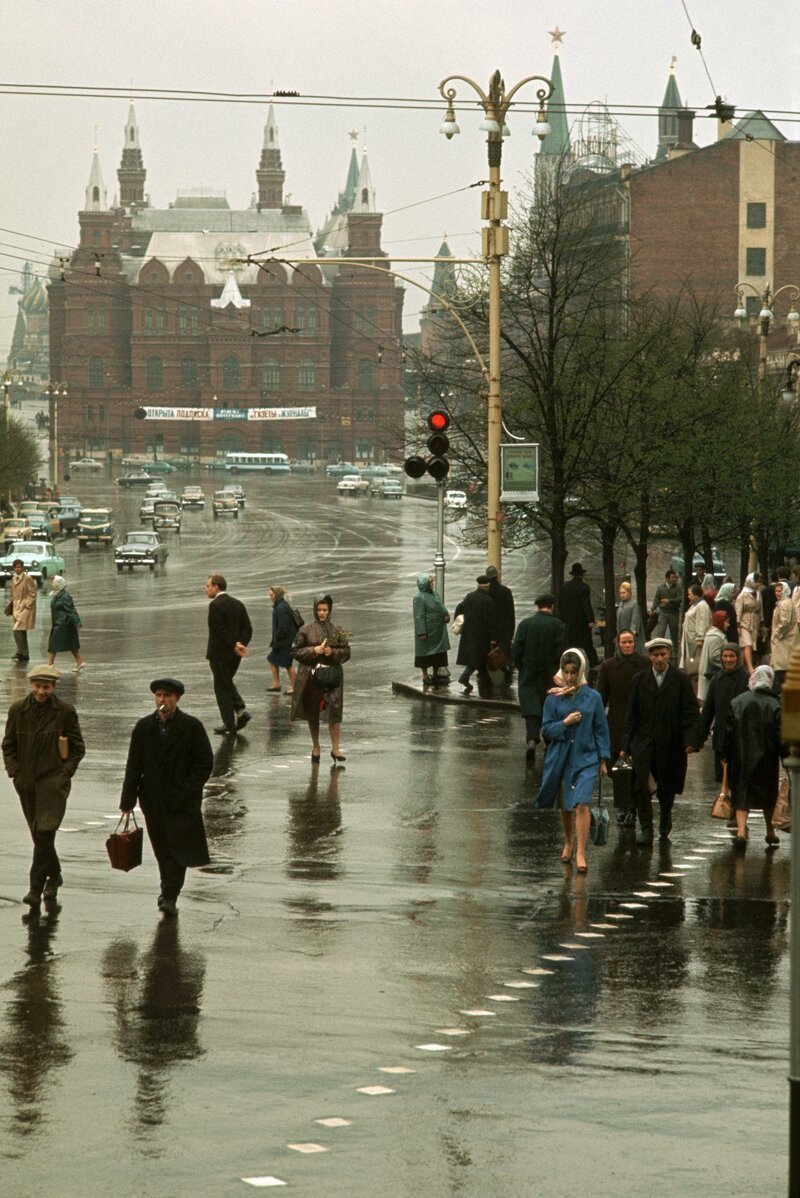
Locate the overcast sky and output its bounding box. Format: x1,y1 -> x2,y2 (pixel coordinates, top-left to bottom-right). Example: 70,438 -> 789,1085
2,0 -> 800,363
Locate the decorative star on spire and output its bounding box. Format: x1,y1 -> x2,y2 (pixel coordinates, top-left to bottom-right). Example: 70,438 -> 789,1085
549,26 -> 565,46
348,128 -> 359,141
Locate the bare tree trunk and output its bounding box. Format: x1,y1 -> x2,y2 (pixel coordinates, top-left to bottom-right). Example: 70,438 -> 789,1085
600,520 -> 618,656
700,523 -> 714,575
738,520 -> 750,586
550,511 -> 568,603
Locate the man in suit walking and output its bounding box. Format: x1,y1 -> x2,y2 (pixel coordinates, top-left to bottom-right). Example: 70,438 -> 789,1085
120,677 -> 214,916
510,594 -> 566,762
559,562 -> 597,669
205,573 -> 253,735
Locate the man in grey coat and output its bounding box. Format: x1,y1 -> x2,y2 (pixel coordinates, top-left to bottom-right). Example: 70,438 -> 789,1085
2,663 -> 85,908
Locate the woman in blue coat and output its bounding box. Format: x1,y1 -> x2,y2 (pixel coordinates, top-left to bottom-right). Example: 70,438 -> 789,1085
536,648 -> 610,873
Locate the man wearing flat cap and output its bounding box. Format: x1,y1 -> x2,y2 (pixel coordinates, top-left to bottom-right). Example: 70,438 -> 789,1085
120,678 -> 214,916
621,638 -> 700,844
558,563 -> 598,669
511,594 -> 566,761
2,664 -> 85,908
453,575 -> 497,695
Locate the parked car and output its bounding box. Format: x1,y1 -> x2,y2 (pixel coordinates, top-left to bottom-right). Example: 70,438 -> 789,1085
2,517 -> 33,547
337,474 -> 369,497
0,540 -> 65,585
117,471 -> 153,489
326,462 -> 360,478
445,490 -> 468,510
670,549 -> 726,585
27,510 -> 58,538
56,496 -> 82,533
369,477 -> 403,499
213,491 -> 239,518
17,501 -> 41,518
142,460 -> 176,474
221,483 -> 246,507
114,530 -> 169,571
181,485 -> 205,509
360,464 -> 391,479
139,496 -> 157,522
70,457 -> 103,471
77,508 -> 115,548
153,501 -> 182,533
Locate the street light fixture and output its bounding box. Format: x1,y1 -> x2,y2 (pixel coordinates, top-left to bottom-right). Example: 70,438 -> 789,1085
47,382 -> 68,488
438,67 -> 554,571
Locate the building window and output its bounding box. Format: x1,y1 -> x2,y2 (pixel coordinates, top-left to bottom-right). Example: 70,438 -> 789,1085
747,202 -> 767,229
307,305 -> 318,334
87,306 -> 94,331
146,356 -> 163,390
217,431 -> 246,453
150,271 -> 159,283
356,439 -> 375,460
180,426 -> 200,454
86,405 -> 94,422
144,307 -> 152,334
746,296 -> 760,317
185,272 -> 194,283
98,405 -> 106,422
97,306 -> 106,333
366,407 -> 374,423
181,356 -> 198,389
179,304 -> 188,334
746,247 -> 767,275
156,305 -> 165,334
356,358 -> 374,390
263,359 -> 281,392
260,432 -> 283,452
298,358 -> 316,390
88,356 -> 104,388
355,408 -> 363,422
273,303 -> 283,329
356,305 -> 376,334
190,305 -> 199,333
262,305 -> 271,331
296,303 -> 305,332
222,355 -> 240,389
92,187 -> 100,204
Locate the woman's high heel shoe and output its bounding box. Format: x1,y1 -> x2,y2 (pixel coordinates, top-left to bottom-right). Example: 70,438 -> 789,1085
331,751 -> 347,763
311,752 -> 321,763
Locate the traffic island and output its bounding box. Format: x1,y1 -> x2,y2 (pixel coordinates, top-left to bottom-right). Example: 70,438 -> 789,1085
391,678 -> 519,710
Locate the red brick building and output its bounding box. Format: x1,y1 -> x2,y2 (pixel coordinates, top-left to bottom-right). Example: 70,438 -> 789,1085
48,106 -> 404,463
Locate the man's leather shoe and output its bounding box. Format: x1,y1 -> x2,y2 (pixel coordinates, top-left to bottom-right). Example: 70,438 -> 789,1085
42,875 -> 62,900
157,895 -> 178,916
22,889 -> 41,908
214,725 -> 236,735
236,710 -> 252,730
636,829 -> 654,846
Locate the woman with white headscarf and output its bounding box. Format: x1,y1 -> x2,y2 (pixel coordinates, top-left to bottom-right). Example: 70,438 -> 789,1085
536,647 -> 611,874
46,576 -> 84,672
723,665 -> 781,849
770,580 -> 796,693
734,572 -> 764,674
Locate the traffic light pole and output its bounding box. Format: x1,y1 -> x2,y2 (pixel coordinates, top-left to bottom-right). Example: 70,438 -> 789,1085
434,481 -> 446,603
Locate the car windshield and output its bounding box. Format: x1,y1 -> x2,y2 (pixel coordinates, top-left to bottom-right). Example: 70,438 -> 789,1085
126,534 -> 154,545
7,542 -> 49,555
82,512 -> 111,525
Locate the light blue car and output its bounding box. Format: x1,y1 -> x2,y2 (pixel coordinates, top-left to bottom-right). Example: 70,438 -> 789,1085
0,540 -> 66,585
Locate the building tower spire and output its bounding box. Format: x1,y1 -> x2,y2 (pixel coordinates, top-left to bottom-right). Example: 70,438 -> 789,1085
256,103 -> 285,209
118,102 -> 147,210
84,143 -> 108,212
352,148 -> 375,213
537,29 -> 571,164
656,57 -> 683,160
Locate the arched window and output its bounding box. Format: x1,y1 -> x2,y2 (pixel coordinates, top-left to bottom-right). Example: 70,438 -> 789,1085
307,305 -> 318,334
296,303 -> 305,331
263,359 -> 281,392
260,431 -> 283,452
216,431 -> 246,453
262,305 -> 271,331
146,356 -> 163,390
298,358 -> 315,391
356,358 -> 374,390
181,356 -> 198,389
88,356 -> 104,388
222,355 -> 239,389
92,186 -> 100,203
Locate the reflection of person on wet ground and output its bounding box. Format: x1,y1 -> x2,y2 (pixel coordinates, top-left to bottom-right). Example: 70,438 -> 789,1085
120,677 -> 214,917
723,665 -> 781,851
287,766 -> 343,881
101,921 -> 205,1137
536,649 -> 610,875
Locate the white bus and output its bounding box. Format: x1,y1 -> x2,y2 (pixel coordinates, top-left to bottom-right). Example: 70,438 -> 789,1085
224,451 -> 291,475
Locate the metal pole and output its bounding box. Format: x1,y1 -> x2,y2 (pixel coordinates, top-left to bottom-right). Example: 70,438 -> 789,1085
48,386 -> 56,487
787,750 -> 800,1198
433,480 -> 446,603
486,142 -> 503,573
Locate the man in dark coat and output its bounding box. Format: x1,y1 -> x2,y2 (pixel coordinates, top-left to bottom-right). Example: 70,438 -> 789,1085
454,575 -> 496,694
559,562 -> 597,668
621,637 -> 700,845
2,663 -> 85,908
120,677 -> 214,916
205,573 -> 253,735
485,565 -> 516,665
595,630 -> 649,825
697,642 -> 749,782
510,594 -> 566,760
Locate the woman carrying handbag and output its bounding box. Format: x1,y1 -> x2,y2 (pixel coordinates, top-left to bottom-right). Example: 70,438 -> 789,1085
291,594 -> 351,764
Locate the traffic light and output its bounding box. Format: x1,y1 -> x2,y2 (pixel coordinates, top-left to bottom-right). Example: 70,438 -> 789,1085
404,409 -> 451,481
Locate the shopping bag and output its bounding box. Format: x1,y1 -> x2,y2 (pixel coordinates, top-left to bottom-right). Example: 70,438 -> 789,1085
590,776 -> 610,846
773,767 -> 791,833
106,812 -> 143,872
710,763 -> 732,821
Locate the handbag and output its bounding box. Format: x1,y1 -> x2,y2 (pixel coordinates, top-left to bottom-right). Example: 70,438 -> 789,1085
451,613 -> 464,636
590,776 -> 610,846
311,661 -> 343,691
773,767 -> 791,833
106,812 -> 143,872
486,645 -> 508,671
610,756 -> 634,810
710,763 -> 732,821
4,599 -> 12,617
291,606 -> 304,630
645,609 -> 659,637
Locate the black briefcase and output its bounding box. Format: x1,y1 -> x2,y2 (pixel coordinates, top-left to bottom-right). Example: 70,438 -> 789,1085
610,757 -> 634,810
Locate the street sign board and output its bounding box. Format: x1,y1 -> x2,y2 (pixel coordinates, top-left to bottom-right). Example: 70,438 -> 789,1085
500,442 -> 539,503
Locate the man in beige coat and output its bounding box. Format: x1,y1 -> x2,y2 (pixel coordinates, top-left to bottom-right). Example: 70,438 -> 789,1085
8,559 -> 36,663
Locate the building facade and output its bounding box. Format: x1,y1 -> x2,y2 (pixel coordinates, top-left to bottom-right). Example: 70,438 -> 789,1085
48,106 -> 404,463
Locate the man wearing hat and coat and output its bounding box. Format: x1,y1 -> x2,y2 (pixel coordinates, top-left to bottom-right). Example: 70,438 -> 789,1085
621,638 -> 700,844
454,575 -> 497,694
120,678 -> 214,916
2,663 -> 85,908
485,565 -> 516,669
559,563 -> 598,669
511,594 -> 566,761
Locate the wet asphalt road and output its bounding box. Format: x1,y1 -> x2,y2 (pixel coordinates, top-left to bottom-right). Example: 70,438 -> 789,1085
0,470 -> 789,1197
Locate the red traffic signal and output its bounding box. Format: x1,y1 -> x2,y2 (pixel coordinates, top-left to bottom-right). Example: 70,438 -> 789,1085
428,409 -> 450,433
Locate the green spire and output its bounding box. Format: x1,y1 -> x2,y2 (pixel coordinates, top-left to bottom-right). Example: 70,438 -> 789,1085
538,52 -> 570,157
656,60 -> 683,159
340,148 -> 359,212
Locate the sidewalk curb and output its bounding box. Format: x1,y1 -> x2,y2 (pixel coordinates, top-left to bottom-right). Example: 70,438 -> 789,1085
391,679 -> 519,710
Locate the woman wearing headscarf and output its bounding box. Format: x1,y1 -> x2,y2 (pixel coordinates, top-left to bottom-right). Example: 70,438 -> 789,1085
723,665 -> 782,849
698,642 -> 749,782
697,610 -> 729,703
734,573 -> 764,674
714,581 -> 738,646
536,648 -> 610,874
770,580 -> 796,694
46,575 -> 84,672
291,594 -> 351,763
615,580 -> 645,654
412,574 -> 450,687
266,585 -> 297,694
